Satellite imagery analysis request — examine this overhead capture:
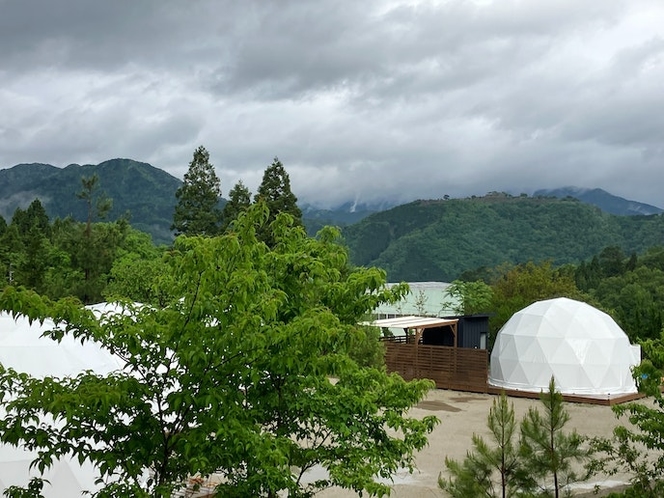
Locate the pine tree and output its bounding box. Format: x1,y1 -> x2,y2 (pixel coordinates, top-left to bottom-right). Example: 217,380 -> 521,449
255,157 -> 302,245
171,146 -> 223,237
520,377 -> 590,497
440,392 -> 530,498
221,180 -> 252,232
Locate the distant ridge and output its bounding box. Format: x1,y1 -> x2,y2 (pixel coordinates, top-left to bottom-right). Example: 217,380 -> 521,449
533,187 -> 663,216
0,159 -> 182,244
0,160 -> 377,242
341,193 -> 664,281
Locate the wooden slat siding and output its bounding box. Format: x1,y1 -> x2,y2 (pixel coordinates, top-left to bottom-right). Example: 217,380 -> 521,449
384,343 -> 489,393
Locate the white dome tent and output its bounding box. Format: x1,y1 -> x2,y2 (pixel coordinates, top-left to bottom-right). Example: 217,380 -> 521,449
0,307 -> 123,497
489,297 -> 641,397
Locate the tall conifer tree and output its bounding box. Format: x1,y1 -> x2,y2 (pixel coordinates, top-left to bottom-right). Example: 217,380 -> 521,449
255,157 -> 302,245
221,180 -> 252,232
172,146 -> 223,237
520,377 -> 589,497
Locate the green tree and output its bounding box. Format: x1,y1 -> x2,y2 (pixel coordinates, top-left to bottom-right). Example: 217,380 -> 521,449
7,200 -> 53,292
414,289 -> 429,315
589,342 -> 664,497
0,203 -> 437,497
520,378 -> 590,498
221,180 -> 252,232
171,145 -> 223,236
103,230 -> 170,306
255,157 -> 302,246
446,280 -> 493,316
77,174 -> 112,234
598,246 -> 626,278
76,175 -> 117,303
440,393 -> 530,498
0,224 -> 23,286
11,199 -> 51,238
490,261 -> 587,341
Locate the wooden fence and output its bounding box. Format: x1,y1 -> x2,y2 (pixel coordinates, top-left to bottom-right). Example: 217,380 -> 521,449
383,341 -> 489,393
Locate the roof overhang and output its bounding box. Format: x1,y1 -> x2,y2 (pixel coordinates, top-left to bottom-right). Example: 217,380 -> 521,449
365,315 -> 458,329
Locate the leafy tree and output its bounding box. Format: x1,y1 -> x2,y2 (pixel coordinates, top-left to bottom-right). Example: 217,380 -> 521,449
11,199 -> 51,238
75,175 -> 118,303
221,180 -> 252,232
68,219 -> 131,304
598,246 -> 626,278
519,378 -> 590,498
255,157 -> 302,245
589,341 -> 664,497
0,203 -> 437,497
446,280 -> 493,316
103,231 -> 170,306
440,392 -> 530,498
639,246 -> 664,272
171,145 -> 223,236
490,261 -> 587,341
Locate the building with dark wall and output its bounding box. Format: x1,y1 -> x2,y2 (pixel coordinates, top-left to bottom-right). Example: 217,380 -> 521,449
418,314 -> 489,349
453,314 -> 490,349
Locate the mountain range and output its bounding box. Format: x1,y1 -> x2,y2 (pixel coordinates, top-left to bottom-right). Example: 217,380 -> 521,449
1,160 -> 663,279
0,160 -> 181,244
533,187 -> 663,216
341,192 -> 664,281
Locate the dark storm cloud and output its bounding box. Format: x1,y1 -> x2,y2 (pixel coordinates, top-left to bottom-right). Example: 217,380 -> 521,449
1,0 -> 663,208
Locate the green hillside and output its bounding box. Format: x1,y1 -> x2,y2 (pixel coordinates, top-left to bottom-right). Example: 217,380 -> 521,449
0,160 -> 369,244
342,193 -> 664,281
0,159 -> 182,244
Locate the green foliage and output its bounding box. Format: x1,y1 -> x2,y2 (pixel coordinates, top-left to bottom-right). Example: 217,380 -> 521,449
342,196 -> 664,282
446,279 -> 493,316
3,477 -> 47,498
440,393 -> 530,498
105,224 -> 236,306
441,383 -> 589,498
0,160 -> 181,245
221,180 -> 252,232
589,337 -> 664,497
414,289 -> 429,315
489,261 -> 587,340
0,200 -> 162,305
77,173 -> 112,230
519,378 -> 590,498
171,146 -> 223,237
103,251 -> 170,306
347,325 -> 387,369
587,265 -> 664,341
255,157 -> 303,246
0,203 -> 437,497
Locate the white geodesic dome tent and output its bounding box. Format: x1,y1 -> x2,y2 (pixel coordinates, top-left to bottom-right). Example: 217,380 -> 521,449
489,297 -> 641,396
0,307 -> 123,497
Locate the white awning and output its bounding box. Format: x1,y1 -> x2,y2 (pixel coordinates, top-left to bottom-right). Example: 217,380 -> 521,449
365,315 -> 458,329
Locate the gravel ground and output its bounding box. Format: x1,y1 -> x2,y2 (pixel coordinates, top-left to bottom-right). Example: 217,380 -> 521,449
317,388 -> 644,498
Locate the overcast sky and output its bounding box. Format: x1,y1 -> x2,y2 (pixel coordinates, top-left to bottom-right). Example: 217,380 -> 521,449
1,0 -> 663,208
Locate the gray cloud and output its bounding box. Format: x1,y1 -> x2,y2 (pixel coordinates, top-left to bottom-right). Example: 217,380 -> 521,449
1,0 -> 663,209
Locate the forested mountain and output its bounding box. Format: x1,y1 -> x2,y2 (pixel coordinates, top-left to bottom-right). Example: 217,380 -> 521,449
0,160 -> 181,244
0,161 -> 370,243
534,186 -> 663,216
342,193 -> 664,282
3,161 -> 663,273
